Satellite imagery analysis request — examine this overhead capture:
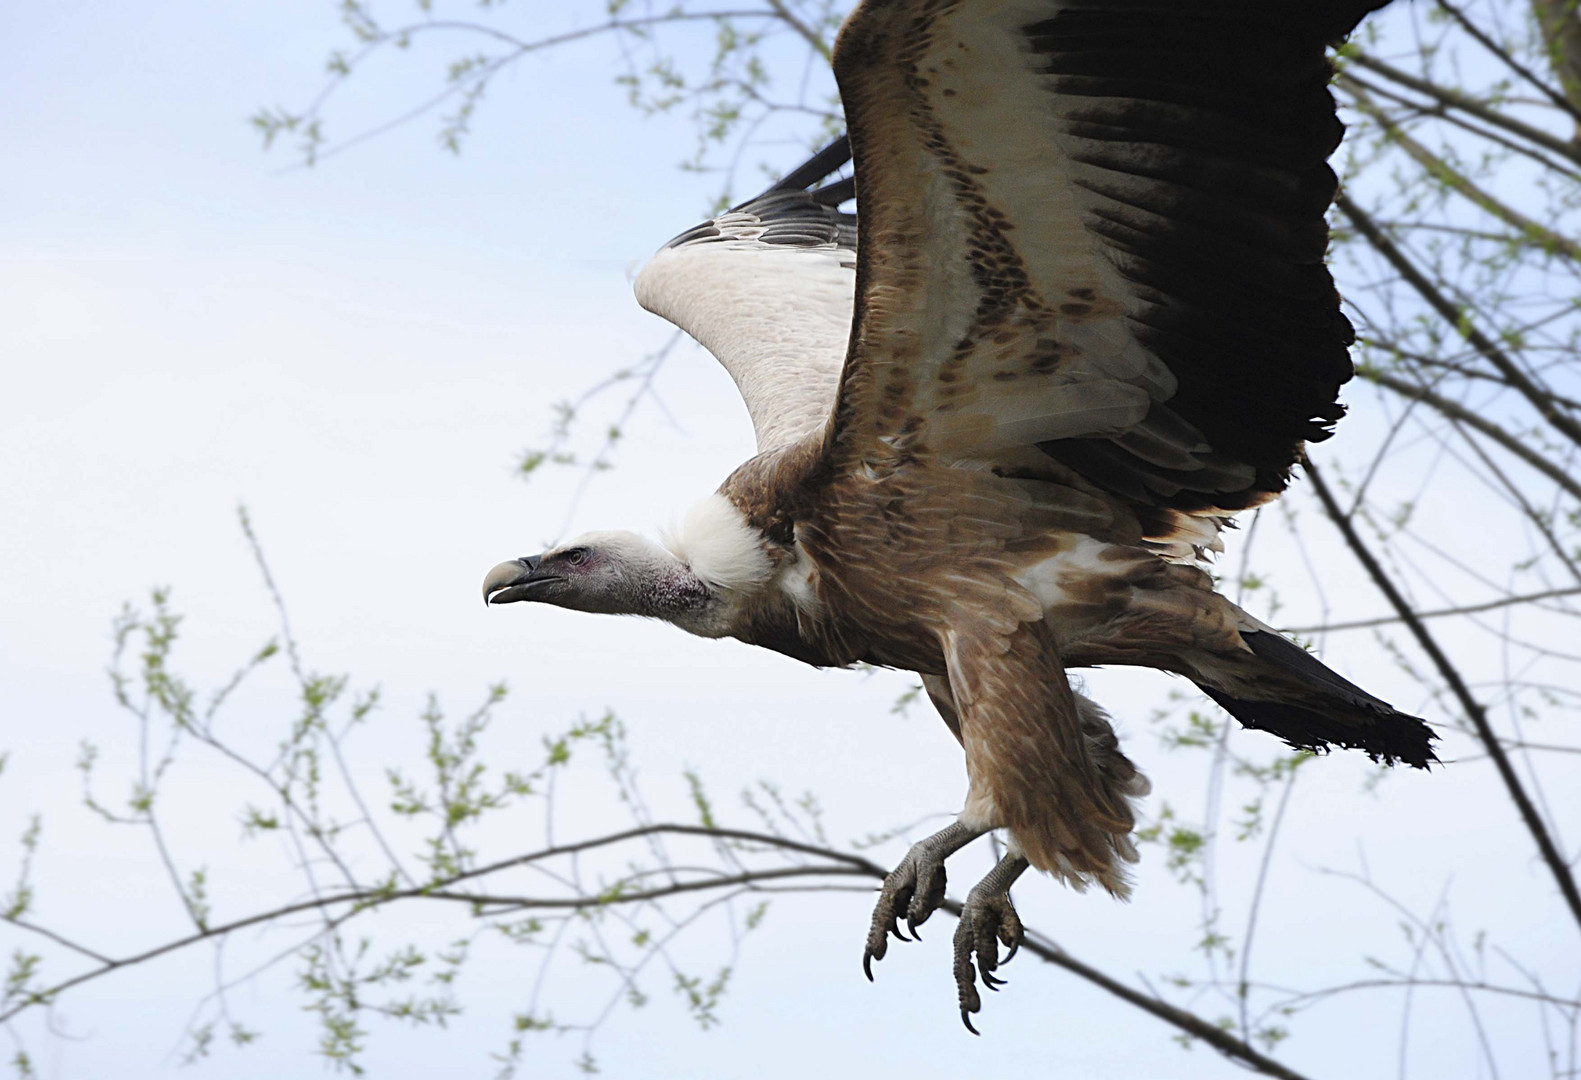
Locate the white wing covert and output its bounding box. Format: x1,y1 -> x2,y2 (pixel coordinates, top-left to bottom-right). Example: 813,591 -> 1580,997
634,156 -> 858,454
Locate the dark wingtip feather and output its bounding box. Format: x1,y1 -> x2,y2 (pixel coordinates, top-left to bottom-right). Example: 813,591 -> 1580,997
771,136 -> 851,194
658,136 -> 857,256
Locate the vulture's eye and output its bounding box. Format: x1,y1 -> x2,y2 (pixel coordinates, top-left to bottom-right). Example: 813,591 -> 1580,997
564,548 -> 589,567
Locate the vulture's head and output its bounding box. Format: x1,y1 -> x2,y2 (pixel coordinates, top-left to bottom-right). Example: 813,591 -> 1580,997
482,497 -> 777,637
483,530 -> 709,617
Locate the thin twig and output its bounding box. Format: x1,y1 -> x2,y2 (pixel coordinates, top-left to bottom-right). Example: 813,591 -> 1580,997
1336,194 -> 1581,452
3,820 -> 1322,1080
1347,51 -> 1581,166
1304,458 -> 1581,938
1358,368 -> 1581,501
1280,585 -> 1581,634
998,919 -> 1317,1080
1434,0 -> 1581,124
1341,80 -> 1581,262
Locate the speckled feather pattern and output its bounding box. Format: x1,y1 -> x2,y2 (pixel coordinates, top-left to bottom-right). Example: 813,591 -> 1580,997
629,0 -> 1423,886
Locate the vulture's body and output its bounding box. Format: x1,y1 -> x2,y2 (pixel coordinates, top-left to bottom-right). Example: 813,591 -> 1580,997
485,0 -> 1434,1029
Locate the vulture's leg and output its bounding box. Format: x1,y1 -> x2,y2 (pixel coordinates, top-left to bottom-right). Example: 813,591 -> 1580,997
861,673 -> 977,976
862,819 -> 986,978
953,851 -> 1030,1034
929,615 -> 1145,1028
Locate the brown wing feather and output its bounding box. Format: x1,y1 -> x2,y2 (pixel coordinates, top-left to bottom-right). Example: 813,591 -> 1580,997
821,0 -> 1385,535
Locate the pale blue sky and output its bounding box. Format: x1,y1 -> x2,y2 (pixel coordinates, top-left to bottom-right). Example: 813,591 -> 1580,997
1,3 -> 1573,1078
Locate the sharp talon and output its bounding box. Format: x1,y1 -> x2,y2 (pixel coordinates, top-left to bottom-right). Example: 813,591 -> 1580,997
946,854 -> 1030,1034
864,825 -> 987,1019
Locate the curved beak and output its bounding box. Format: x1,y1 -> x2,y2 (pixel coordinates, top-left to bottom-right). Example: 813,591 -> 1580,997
482,555 -> 551,606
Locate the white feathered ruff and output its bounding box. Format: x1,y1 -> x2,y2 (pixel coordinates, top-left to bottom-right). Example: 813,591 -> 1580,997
662,494 -> 772,592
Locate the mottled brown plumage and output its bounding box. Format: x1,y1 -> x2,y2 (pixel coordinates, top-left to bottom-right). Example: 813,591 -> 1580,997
486,0 -> 1434,1030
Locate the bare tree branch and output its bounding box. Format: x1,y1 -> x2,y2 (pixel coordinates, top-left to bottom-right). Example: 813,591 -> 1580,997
1335,193 -> 1581,452
1341,79 -> 1581,261
1359,336 -> 1581,410
1358,367 -> 1581,501
1304,457 -> 1581,938
1347,50 -> 1581,166
1281,585 -> 1581,633
3,821 -> 1321,1080
763,0 -> 834,58
1435,0 -> 1581,124
1530,0 -> 1581,122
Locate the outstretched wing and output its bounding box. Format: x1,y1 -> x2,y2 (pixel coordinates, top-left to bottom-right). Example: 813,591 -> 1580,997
634,143 -> 858,453
823,0 -> 1385,533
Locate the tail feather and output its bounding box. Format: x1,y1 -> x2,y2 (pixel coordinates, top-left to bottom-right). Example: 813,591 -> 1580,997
1195,630 -> 1438,769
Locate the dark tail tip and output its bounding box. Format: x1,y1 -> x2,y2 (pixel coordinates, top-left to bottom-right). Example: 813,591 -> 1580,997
1200,687 -> 1438,769
1200,630 -> 1439,769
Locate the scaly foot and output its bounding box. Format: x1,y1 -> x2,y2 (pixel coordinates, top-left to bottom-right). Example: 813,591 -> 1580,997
953,853 -> 1030,1034
863,821 -> 982,980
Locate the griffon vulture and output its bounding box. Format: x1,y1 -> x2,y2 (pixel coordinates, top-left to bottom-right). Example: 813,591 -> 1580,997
484,0 -> 1434,1030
